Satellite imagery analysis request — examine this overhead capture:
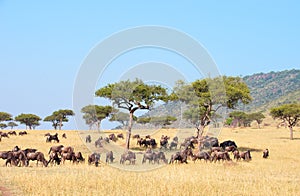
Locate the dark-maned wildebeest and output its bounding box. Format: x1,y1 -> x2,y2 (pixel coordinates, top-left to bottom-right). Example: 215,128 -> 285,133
61,152 -> 77,164
19,131 -> 27,136
46,133 -> 60,143
220,140 -> 237,150
27,152 -> 48,167
211,151 -> 231,163
109,134 -> 117,142
48,152 -> 61,166
240,150 -> 252,161
263,149 -> 269,159
8,131 -> 17,136
62,133 -> 67,139
120,151 -> 136,165
132,134 -> 140,139
86,135 -> 91,143
88,152 -> 101,167
75,152 -> 85,163
192,151 -> 211,163
117,133 -> 124,139
169,148 -> 193,164
160,137 -> 169,149
0,132 -> 9,138
106,151 -> 114,164
48,145 -> 64,154
0,151 -> 11,160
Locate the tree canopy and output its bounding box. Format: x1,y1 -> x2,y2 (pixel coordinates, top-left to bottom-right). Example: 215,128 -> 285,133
95,79 -> 170,149
44,109 -> 74,130
0,112 -> 12,122
81,105 -> 113,130
270,103 -> 300,140
0,123 -> 7,129
15,113 -> 41,130
7,121 -> 18,129
109,111 -> 137,128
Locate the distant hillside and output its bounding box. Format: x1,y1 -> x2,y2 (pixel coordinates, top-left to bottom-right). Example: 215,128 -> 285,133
242,69 -> 300,112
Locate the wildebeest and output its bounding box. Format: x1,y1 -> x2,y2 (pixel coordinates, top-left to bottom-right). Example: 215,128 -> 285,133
60,146 -> 74,154
75,152 -> 85,163
62,133 -> 67,139
86,135 -> 91,143
19,131 -> 27,136
138,138 -> 157,148
109,134 -> 117,142
46,133 -> 60,143
155,151 -> 168,164
199,136 -> 219,150
105,151 -> 114,164
7,131 -> 17,136
12,145 -> 21,152
263,149 -> 269,159
61,152 -> 77,164
120,151 -> 136,165
233,150 -> 240,161
27,152 -> 48,167
211,151 -> 231,163
240,150 -> 252,161
88,152 -> 101,167
0,132 -> 9,138
132,134 -> 140,139
160,136 -> 169,149
48,145 -> 64,154
169,148 -> 193,164
220,140 -> 237,150
48,152 -> 61,166
6,150 -> 29,167
95,138 -> 103,148
117,133 -> 124,139
225,145 -> 237,152
142,150 -> 157,164
0,151 -> 11,160
192,151 -> 211,163
169,140 -> 178,150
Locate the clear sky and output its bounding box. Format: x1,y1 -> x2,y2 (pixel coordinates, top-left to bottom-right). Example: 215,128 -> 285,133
0,1 -> 299,130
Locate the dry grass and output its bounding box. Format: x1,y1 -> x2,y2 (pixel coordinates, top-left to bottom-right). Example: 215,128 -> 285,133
0,126 -> 300,196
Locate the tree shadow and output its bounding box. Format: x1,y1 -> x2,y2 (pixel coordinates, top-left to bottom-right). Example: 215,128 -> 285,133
238,146 -> 263,152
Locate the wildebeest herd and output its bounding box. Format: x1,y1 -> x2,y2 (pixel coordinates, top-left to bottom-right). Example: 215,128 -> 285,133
0,131 -> 269,168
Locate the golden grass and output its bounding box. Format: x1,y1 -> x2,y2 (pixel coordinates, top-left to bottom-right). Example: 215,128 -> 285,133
0,126 -> 300,196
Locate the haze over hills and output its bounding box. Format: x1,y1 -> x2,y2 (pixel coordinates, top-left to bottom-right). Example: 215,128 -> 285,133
132,69 -> 300,129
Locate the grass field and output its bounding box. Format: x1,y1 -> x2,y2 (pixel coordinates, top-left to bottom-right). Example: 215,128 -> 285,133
0,126 -> 300,196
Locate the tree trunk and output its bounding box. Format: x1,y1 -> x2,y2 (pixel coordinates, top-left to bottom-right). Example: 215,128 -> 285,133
97,121 -> 100,131
125,112 -> 133,150
289,126 -> 294,140
59,118 -> 62,130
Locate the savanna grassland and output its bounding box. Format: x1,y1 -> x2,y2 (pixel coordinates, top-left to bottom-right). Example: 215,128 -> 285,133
0,126 -> 300,196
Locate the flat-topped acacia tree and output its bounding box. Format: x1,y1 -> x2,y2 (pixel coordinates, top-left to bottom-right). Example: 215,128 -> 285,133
95,79 -> 169,150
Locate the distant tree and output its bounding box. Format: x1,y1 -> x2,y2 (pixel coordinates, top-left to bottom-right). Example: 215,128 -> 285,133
270,103 -> 300,140
229,111 -> 247,127
173,77 -> 252,137
44,114 -> 67,130
0,112 -> 12,122
0,123 -> 7,130
7,122 -> 18,129
150,116 -> 177,128
110,112 -> 137,128
95,79 -> 170,149
136,117 -> 151,125
248,112 -> 265,128
15,113 -> 41,130
81,105 -> 113,130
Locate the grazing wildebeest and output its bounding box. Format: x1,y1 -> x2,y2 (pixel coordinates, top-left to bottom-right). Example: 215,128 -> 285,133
199,136 -> 219,150
62,133 -> 67,139
155,151 -> 168,164
95,138 -> 103,148
169,148 -> 193,164
106,151 -> 114,164
48,152 -> 61,166
211,151 -> 231,163
8,131 -> 17,136
7,150 -> 29,167
169,140 -> 178,150
75,152 -> 85,163
120,151 -> 136,165
132,134 -> 140,139
233,150 -> 240,161
44,133 -> 51,137
220,140 -> 237,150
60,146 -> 74,154
19,131 -> 27,136
27,152 -> 48,167
86,135 -> 91,143
88,152 -> 101,167
5,151 -> 18,166
142,151 -> 157,164
192,151 -> 211,163
263,149 -> 269,159
240,150 -> 252,161
0,151 -> 11,160
109,134 -> 117,142
48,145 -> 64,154
46,133 -> 60,143
117,133 -> 124,139
0,132 -> 9,138
61,152 -> 77,164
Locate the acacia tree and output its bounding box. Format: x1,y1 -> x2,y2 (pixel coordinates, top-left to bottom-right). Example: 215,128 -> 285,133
110,111 -> 137,129
0,123 -> 7,129
7,122 -> 18,129
0,112 -> 12,123
44,115 -> 67,130
45,109 -> 74,130
249,112 -> 265,129
95,79 -> 169,150
173,76 -> 252,137
149,116 -> 177,128
270,103 -> 300,140
81,105 -> 113,130
15,113 -> 41,130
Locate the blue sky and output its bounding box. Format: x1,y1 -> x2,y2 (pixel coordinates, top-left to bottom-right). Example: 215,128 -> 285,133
0,1 -> 299,130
